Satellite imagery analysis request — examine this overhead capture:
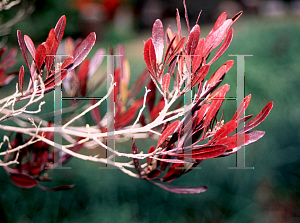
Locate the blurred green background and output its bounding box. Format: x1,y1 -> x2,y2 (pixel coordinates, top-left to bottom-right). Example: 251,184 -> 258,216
0,0 -> 300,222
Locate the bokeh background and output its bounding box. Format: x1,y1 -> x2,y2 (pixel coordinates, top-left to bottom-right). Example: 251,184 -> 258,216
0,0 -> 300,222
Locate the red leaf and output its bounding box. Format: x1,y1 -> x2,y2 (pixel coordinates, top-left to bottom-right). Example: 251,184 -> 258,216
176,9 -> 182,39
190,145 -> 227,159
19,66 -> 24,94
147,146 -> 156,166
203,84 -> 230,128
72,32 -> 96,69
195,104 -> 210,127
232,11 -> 243,23
17,30 -> 31,76
37,184 -> 75,191
45,29 -> 59,76
78,59 -> 90,96
152,19 -> 164,64
143,38 -> 157,78
148,179 -> 207,194
162,73 -> 171,93
211,12 -> 227,34
147,169 -> 162,179
61,56 -> 74,70
54,15 -> 66,43
185,24 -> 200,55
207,60 -> 234,87
162,35 -> 176,67
9,173 -> 38,189
35,44 -> 47,72
191,64 -> 210,88
166,37 -> 186,65
209,120 -> 237,143
192,38 -> 205,73
204,19 -> 233,55
183,0 -> 190,33
221,131 -> 264,156
241,102 -> 273,133
208,28 -> 233,66
132,138 -> 141,175
157,120 -> 180,148
162,163 -> 184,182
43,56 -> 74,88
233,94 -> 251,120
24,35 -> 36,59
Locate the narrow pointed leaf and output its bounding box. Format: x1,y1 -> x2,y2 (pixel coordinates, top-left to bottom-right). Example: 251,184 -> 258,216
24,35 -> 36,59
157,120 -> 180,148
176,9 -> 182,39
54,15 -> 66,43
9,173 -> 38,189
35,44 -> 47,72
17,30 -> 31,76
207,60 -> 234,87
192,38 -> 205,73
19,66 -> 24,94
208,28 -> 233,65
195,104 -> 210,127
203,84 -> 230,128
233,94 -> 251,120
152,19 -> 164,64
241,102 -> 273,133
162,73 -> 171,93
166,37 -> 185,65
221,131 -> 264,156
163,35 -> 176,66
183,0 -> 190,33
132,138 -> 141,175
211,12 -> 227,34
143,38 -> 157,77
147,146 -> 156,166
149,180 -> 207,194
210,119 -> 237,143
191,64 -> 210,87
45,29 -> 59,76
204,19 -> 233,55
37,184 -> 75,191
78,59 -> 90,96
72,32 -> 96,69
185,24 -> 200,55
162,163 -> 184,182
232,11 -> 243,23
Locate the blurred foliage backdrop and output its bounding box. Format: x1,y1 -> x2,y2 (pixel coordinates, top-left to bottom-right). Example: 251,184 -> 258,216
0,0 -> 300,222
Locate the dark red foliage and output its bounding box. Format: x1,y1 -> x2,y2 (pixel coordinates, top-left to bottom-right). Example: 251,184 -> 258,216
16,15 -> 96,100
133,7 -> 273,194
4,123 -> 84,191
